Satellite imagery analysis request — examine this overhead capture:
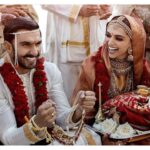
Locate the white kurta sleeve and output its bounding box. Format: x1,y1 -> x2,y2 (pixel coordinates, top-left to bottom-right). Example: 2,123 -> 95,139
0,98 -> 32,145
45,62 -> 74,129
42,4 -> 82,22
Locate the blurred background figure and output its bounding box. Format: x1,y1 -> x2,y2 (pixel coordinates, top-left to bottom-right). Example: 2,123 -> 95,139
42,4 -> 112,100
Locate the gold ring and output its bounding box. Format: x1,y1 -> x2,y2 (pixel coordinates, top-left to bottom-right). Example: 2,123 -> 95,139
51,113 -> 54,117
52,122 -> 55,126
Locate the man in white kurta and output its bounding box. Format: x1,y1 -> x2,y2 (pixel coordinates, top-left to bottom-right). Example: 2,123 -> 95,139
42,5 -> 112,100
0,16 -> 101,145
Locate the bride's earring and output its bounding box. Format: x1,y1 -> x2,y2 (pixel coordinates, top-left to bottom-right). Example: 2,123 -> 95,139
127,48 -> 133,61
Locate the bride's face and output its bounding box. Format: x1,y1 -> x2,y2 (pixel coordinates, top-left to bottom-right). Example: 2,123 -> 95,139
106,23 -> 131,60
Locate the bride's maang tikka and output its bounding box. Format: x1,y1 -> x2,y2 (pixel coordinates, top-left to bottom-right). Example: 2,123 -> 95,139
108,16 -> 132,39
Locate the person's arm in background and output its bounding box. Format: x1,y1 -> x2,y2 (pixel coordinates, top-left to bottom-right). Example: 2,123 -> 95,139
0,13 -> 16,58
42,5 -> 82,23
79,5 -> 111,19
9,5 -> 39,22
0,5 -> 38,22
42,4 -> 108,23
112,5 -> 135,17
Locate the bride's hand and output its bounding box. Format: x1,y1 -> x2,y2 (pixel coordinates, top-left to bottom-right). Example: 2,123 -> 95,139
79,91 -> 96,113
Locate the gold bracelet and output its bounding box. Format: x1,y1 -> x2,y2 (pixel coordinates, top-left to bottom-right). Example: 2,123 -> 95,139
30,115 -> 53,143
23,123 -> 41,143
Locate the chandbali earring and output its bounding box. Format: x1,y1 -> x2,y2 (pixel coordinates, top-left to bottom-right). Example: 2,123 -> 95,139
127,48 -> 133,61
